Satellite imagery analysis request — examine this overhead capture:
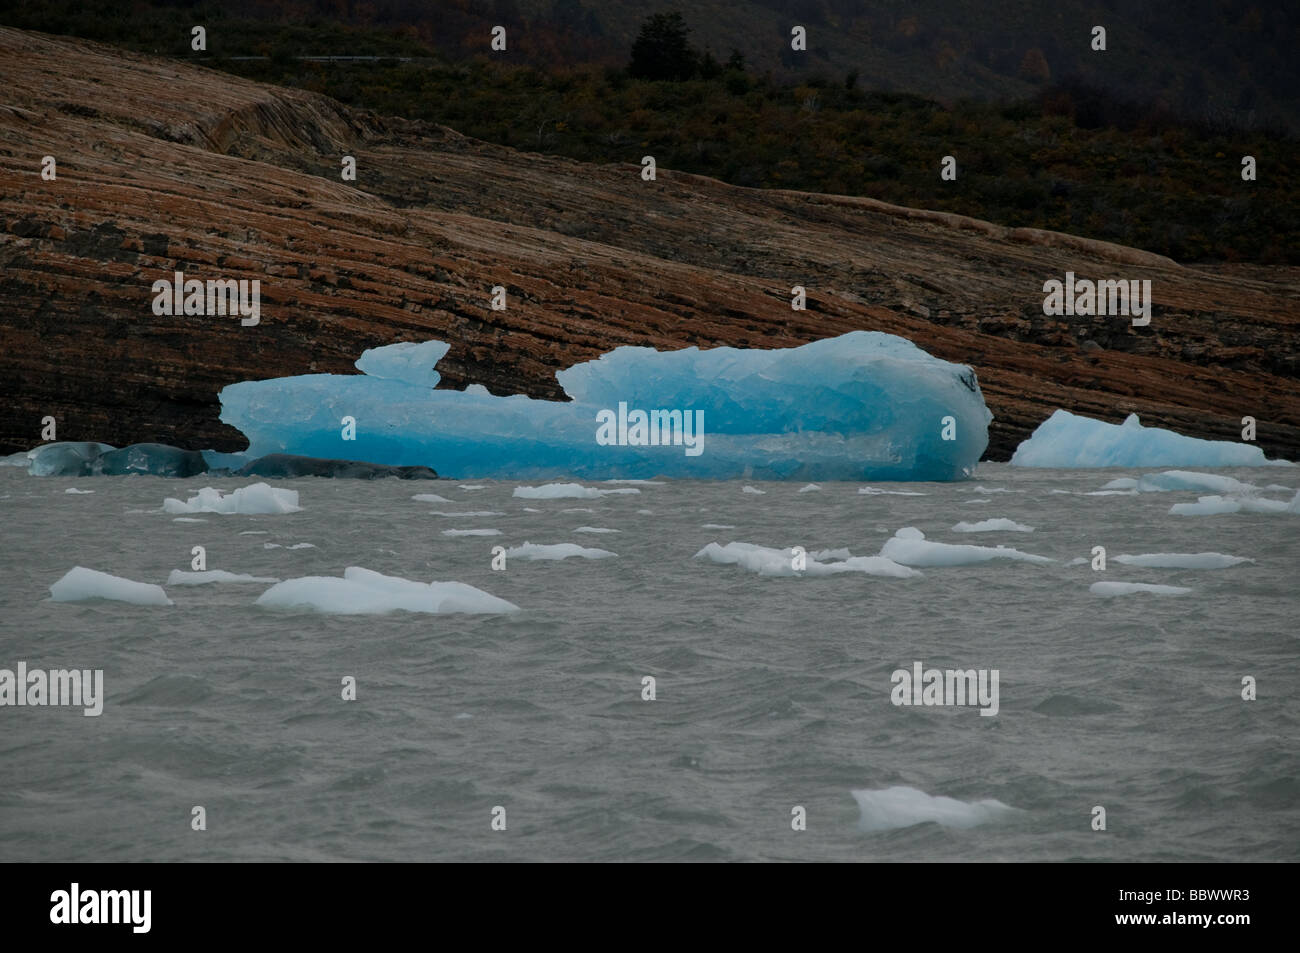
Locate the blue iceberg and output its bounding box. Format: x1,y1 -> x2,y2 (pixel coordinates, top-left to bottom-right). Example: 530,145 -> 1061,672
218,332 -> 991,481
1011,410 -> 1293,469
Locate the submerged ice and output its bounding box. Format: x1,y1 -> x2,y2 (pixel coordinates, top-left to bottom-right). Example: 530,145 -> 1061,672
219,332 -> 991,481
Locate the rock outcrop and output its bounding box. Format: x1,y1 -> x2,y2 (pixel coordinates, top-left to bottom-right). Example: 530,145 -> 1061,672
2,27 -> 1297,462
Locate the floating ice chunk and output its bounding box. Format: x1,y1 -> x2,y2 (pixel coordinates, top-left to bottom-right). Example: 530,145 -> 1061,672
429,510 -> 504,517
693,542 -> 920,578
166,570 -> 280,585
514,483 -> 639,499
880,527 -> 1052,566
442,528 -> 501,536
1169,492 -> 1300,516
504,542 -> 616,560
1113,552 -> 1253,569
50,567 -> 172,605
412,493 -> 453,503
1,450 -> 32,467
742,485 -> 766,495
701,523 -> 735,530
1083,489 -> 1139,496
255,566 -> 518,614
798,484 -> 821,493
852,786 -> 1017,832
562,507 -> 595,513
201,450 -> 254,471
1136,471 -> 1257,494
172,517 -> 207,523
604,479 -> 664,485
164,483 -> 301,515
354,340 -> 449,389
99,443 -> 208,477
859,486 -> 926,496
951,518 -> 1034,533
459,485 -> 486,491
1099,478 -> 1138,490
239,530 -> 268,535
220,331 -> 991,481
64,488 -> 94,494
574,526 -> 619,534
26,442 -> 116,476
961,498 -> 992,504
1090,581 -> 1193,596
1012,410 -> 1291,468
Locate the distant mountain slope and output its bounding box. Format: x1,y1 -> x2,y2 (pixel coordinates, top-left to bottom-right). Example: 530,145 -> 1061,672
2,27 -> 1297,461
3,0 -> 1295,132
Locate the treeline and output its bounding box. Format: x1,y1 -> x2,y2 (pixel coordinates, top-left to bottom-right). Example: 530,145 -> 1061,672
2,2 -> 1296,262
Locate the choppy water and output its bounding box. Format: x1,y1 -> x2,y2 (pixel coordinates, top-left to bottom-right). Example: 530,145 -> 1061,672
1,464 -> 1297,861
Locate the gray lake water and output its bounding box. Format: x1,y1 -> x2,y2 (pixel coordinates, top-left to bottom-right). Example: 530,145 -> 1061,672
1,463 -> 1296,862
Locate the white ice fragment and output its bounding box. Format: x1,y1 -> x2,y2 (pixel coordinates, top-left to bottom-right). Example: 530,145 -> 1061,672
513,483 -> 639,500
504,542 -> 616,560
951,518 -> 1034,533
411,493 -> 453,503
50,567 -> 172,606
1113,552 -> 1252,569
167,570 -> 280,585
1090,581 -> 1193,596
442,528 -> 502,536
255,566 -> 518,614
880,528 -> 1052,566
163,483 -> 301,515
852,786 -> 1017,831
693,542 -> 920,578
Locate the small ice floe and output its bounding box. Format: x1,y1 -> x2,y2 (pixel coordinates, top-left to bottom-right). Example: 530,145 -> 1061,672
951,518 -> 1034,533
166,570 -> 280,585
852,786 -> 1017,832
574,526 -> 619,534
255,567 -> 518,614
1113,552 -> 1253,570
164,483 -> 301,515
1090,581 -> 1192,596
859,486 -> 926,496
701,523 -> 735,530
513,483 -> 638,499
459,485 -> 487,491
172,517 -> 207,523
604,479 -> 664,485
742,485 -> 766,495
49,567 -> 172,606
64,488 -> 94,495
429,510 -> 504,518
880,528 -> 1052,567
503,542 -> 616,560
693,542 -> 919,578
411,493 -> 453,504
239,530 -> 269,535
798,484 -> 821,493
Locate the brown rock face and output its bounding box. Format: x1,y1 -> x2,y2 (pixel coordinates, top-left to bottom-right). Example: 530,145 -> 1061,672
2,27 -> 1297,463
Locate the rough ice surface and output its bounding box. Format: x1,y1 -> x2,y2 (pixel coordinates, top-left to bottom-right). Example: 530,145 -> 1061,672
219,332 -> 991,481
1113,552 -> 1253,569
513,483 -> 639,500
879,528 -> 1052,567
951,518 -> 1034,533
1090,581 -> 1193,596
504,542 -> 617,561
166,569 -> 280,585
693,542 -> 920,578
1170,493 -> 1300,516
255,567 -> 518,614
50,567 -> 172,605
163,483 -> 301,515
852,786 -> 1017,831
1012,411 -> 1291,468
